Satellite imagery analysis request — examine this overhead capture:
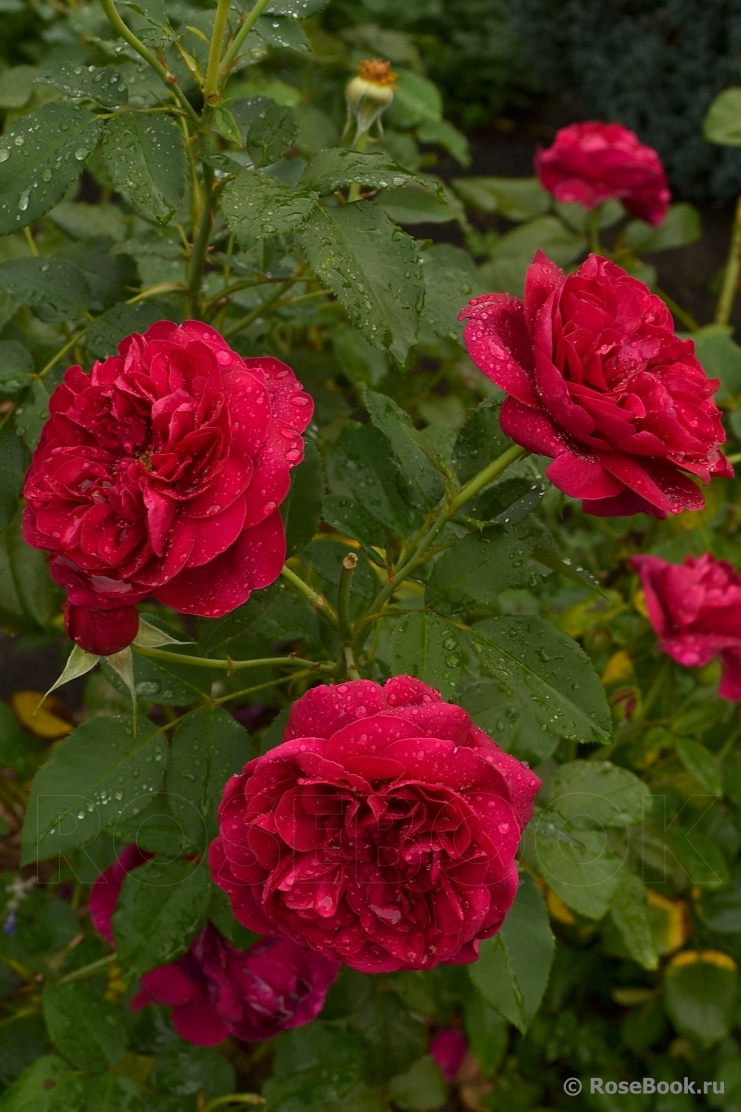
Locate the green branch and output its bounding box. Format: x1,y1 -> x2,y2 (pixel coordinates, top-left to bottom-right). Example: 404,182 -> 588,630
219,0 -> 273,77
133,645 -> 329,672
56,952 -> 119,985
204,0 -> 232,105
281,565 -> 339,628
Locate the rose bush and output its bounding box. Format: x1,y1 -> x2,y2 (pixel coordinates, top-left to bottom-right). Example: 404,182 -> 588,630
209,676 -> 540,973
90,845 -> 338,1045
460,252 -> 732,517
631,553 -> 741,699
22,321 -> 313,654
535,120 -> 670,225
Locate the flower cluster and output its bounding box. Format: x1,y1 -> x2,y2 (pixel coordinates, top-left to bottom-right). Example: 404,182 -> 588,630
22,321 -> 312,655
460,253 -> 731,518
535,120 -> 670,226
210,676 -> 540,973
631,553 -> 741,700
89,845 -> 338,1045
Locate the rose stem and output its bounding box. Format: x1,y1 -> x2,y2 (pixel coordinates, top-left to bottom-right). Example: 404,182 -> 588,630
56,952 -> 119,985
281,565 -> 340,628
219,0 -> 274,78
587,205 -> 602,254
716,194 -> 741,327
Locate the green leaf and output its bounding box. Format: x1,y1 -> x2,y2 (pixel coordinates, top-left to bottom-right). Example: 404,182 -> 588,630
388,1056 -> 448,1111
479,216 -> 586,297
0,1056 -> 85,1112
213,105 -> 242,146
301,149 -> 426,197
704,87 -> 741,145
531,821 -> 622,919
472,615 -> 612,743
0,65 -> 40,110
416,119 -> 470,166
86,300 -> 167,360
375,186 -> 453,225
463,994 -> 508,1078
664,953 -> 738,1045
0,102 -> 103,235
165,706 -> 248,850
451,176 -> 550,220
105,644 -> 211,705
21,716 -> 166,863
0,340 -> 33,395
0,427 -> 24,533
530,543 -> 607,597
333,421 -> 419,535
426,521 -> 543,614
667,826 -> 730,889
222,168 -> 317,245
387,71 -> 442,128
48,200 -> 128,242
390,610 -> 464,699
364,389 -> 443,509
608,872 -> 658,971
459,677 -> 558,765
675,736 -> 723,795
469,871 -> 554,1032
101,114 -> 185,224
550,760 -> 651,828
349,992 -> 428,1083
37,63 -> 128,108
322,495 -> 387,547
113,856 -> 212,979
254,14 -> 311,52
302,201 -> 423,364
42,982 -> 128,1073
266,0 -> 330,15
693,325 -> 741,402
624,203 -> 701,253
79,1076 -> 142,1112
243,101 -> 299,167
57,236 -> 138,314
453,404 -> 509,485
282,439 -> 323,558
264,1023 -> 372,1111
420,244 -> 477,342
0,510 -> 61,629
0,258 -> 90,323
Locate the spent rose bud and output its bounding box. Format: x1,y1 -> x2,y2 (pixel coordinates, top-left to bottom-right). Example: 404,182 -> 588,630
630,553 -> 741,700
345,59 -> 396,141
430,1028 -> 468,1082
22,321 -> 313,655
209,676 -> 540,973
535,121 -> 670,226
89,845 -> 338,1046
459,252 -> 732,518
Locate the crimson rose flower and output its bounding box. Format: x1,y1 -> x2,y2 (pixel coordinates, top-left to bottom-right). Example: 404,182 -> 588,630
209,676 -> 540,974
90,846 -> 338,1046
630,553 -> 741,700
535,121 -> 670,226
22,321 -> 313,654
460,252 -> 731,518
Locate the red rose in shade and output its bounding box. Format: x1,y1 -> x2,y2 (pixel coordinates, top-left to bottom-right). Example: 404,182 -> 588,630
22,321 -> 313,654
459,253 -> 731,518
209,676 -> 540,974
430,1028 -> 467,1082
535,121 -> 670,226
630,553 -> 741,700
90,846 -> 338,1046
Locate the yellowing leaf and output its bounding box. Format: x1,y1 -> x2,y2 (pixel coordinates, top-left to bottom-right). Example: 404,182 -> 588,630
602,650 -> 633,685
632,589 -> 648,619
647,891 -> 688,956
546,888 -> 576,925
11,690 -> 73,738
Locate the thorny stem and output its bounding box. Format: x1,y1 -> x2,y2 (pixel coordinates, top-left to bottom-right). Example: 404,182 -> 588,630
281,565 -> 339,628
133,645 -> 330,672
204,0 -> 232,105
716,195 -> 741,327
219,0 -> 273,78
99,0 -> 200,126
343,645 -> 361,681
337,552 -> 357,642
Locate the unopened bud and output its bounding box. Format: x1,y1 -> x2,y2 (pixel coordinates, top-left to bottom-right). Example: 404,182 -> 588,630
345,59 -> 396,141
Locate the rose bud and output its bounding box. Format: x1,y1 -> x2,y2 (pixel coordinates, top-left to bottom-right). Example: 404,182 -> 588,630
535,121 -> 670,226
430,1028 -> 468,1082
64,602 -> 140,657
345,59 -> 396,141
630,553 -> 741,699
90,846 -> 338,1046
459,252 -> 732,518
22,322 -> 313,643
209,676 -> 540,973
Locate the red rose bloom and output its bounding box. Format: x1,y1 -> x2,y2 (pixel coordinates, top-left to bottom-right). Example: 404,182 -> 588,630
535,121 -> 670,226
90,846 -> 338,1046
430,1028 -> 467,1082
459,252 -> 732,518
209,676 -> 540,974
630,553 -> 741,700
22,321 -> 313,654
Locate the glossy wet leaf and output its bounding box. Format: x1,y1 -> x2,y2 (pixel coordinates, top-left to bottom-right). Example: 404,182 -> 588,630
420,244 -> 477,341
0,427 -> 24,533
459,677 -> 559,765
388,1056 -> 448,1111
37,63 -> 128,108
282,439 -> 324,557
426,520 -> 543,614
390,610 -> 464,699
221,168 -> 318,245
21,715 -> 166,863
451,175 -> 550,220
0,510 -> 61,630
609,872 -> 658,971
472,615 -> 612,743
302,202 -> 423,364
375,185 -> 453,225
550,761 -> 651,828
0,101 -> 103,235
104,643 -> 211,706
0,257 -> 90,322
43,982 -> 128,1072
266,0 -> 330,14
57,236 -> 138,313
531,822 -> 622,919
365,389 -> 444,509
113,856 -> 212,979
254,15 -> 311,52
0,340 -> 33,394
101,114 -> 185,224
469,872 -> 554,1032
333,421 -> 419,535
86,299 -> 168,359
265,1023 -> 374,1112
0,1055 -> 86,1112
675,736 -> 723,795
453,404 -> 510,485
664,953 -> 738,1045
244,101 -> 298,166
348,992 -> 428,1083
301,148 -> 431,197
165,706 -> 248,850
322,494 -> 387,547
